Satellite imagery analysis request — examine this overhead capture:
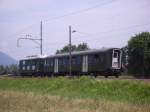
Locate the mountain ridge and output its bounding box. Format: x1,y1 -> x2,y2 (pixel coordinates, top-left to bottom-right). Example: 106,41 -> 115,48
0,51 -> 17,65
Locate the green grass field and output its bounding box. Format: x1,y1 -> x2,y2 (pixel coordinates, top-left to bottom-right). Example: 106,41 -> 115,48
0,77 -> 150,104
0,77 -> 150,112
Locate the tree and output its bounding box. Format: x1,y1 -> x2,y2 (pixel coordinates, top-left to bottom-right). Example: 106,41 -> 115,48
56,42 -> 90,54
128,32 -> 150,76
9,64 -> 19,75
76,43 -> 89,51
0,64 -> 19,75
0,65 -> 5,75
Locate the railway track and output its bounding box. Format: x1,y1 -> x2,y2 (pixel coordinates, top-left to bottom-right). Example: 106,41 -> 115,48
1,74 -> 150,81
0,75 -> 150,85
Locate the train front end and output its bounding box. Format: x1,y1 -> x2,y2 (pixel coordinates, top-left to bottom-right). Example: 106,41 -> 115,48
111,48 -> 122,74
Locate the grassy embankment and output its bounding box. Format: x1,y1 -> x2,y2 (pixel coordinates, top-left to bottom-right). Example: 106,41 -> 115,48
0,77 -> 150,112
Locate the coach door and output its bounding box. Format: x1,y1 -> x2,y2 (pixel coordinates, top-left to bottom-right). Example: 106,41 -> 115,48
37,60 -> 44,72
54,58 -> 58,73
112,50 -> 119,68
82,55 -> 88,73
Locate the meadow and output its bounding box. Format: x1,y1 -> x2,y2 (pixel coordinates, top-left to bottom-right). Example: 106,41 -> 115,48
0,77 -> 150,112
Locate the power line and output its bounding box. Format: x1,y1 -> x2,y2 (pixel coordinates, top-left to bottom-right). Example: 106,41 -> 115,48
44,0 -> 117,23
42,23 -> 150,47
77,22 -> 150,38
6,0 -> 149,52
75,31 -> 92,36
17,21 -> 43,55
93,23 -> 150,36
8,0 -> 117,38
6,23 -> 38,40
7,0 -> 149,41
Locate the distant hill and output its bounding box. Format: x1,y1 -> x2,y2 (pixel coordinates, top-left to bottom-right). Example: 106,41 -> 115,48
0,51 -> 17,65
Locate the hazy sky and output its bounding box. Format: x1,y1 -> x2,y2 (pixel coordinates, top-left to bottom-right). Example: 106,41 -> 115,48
0,0 -> 150,60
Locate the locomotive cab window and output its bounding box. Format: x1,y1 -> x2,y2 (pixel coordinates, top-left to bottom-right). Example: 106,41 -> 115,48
114,52 -> 118,58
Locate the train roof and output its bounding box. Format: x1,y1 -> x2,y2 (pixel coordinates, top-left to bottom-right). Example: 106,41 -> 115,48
47,48 -> 119,58
22,55 -> 48,60
21,48 -> 120,60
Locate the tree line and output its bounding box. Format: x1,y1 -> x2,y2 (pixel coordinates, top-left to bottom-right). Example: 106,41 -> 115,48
56,43 -> 90,54
0,64 -> 18,75
56,32 -> 150,77
0,32 -> 150,77
122,32 -> 150,77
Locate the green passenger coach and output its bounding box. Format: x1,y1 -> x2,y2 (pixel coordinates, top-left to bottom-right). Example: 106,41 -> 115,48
19,48 -> 122,77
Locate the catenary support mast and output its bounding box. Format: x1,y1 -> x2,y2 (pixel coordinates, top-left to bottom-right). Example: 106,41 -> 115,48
40,21 -> 43,55
69,26 -> 72,76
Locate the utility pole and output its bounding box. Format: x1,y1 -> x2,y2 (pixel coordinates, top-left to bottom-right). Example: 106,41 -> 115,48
17,21 -> 43,55
69,26 -> 72,76
40,21 -> 43,55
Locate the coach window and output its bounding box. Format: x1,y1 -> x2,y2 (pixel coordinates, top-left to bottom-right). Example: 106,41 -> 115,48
76,56 -> 81,64
48,60 -> 49,66
53,60 -> 54,66
49,61 -> 50,66
62,59 -> 64,65
23,61 -> 26,65
88,55 -> 93,64
72,57 -> 76,64
22,66 -> 25,70
48,60 -> 50,65
44,60 -> 47,65
94,54 -> 99,62
62,58 -> 66,65
31,61 -> 33,65
46,60 -> 48,66
100,55 -> 104,63
148,42 -> 150,49
65,58 -> 69,65
32,65 -> 35,70
25,61 -> 27,65
30,61 -> 32,66
27,66 -> 30,70
49,60 -> 53,66
48,60 -> 50,66
65,58 -> 67,65
59,59 -> 63,65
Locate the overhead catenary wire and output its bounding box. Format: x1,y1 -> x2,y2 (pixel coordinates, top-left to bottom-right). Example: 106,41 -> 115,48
44,0 -> 117,23
9,0 -> 149,43
5,0 -> 148,41
74,22 -> 150,39
7,0 -> 117,38
43,22 -> 150,46
6,0 -> 148,56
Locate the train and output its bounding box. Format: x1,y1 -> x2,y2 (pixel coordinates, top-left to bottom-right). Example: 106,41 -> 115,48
19,48 -> 122,78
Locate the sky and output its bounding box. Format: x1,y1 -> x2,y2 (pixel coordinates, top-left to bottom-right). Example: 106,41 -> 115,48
0,0 -> 150,60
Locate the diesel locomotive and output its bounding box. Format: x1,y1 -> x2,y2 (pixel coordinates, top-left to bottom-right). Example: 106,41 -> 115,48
19,48 -> 122,77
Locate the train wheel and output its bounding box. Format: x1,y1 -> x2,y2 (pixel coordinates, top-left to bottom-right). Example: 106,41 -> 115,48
104,75 -> 108,78
115,75 -> 119,78
94,74 -> 97,78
